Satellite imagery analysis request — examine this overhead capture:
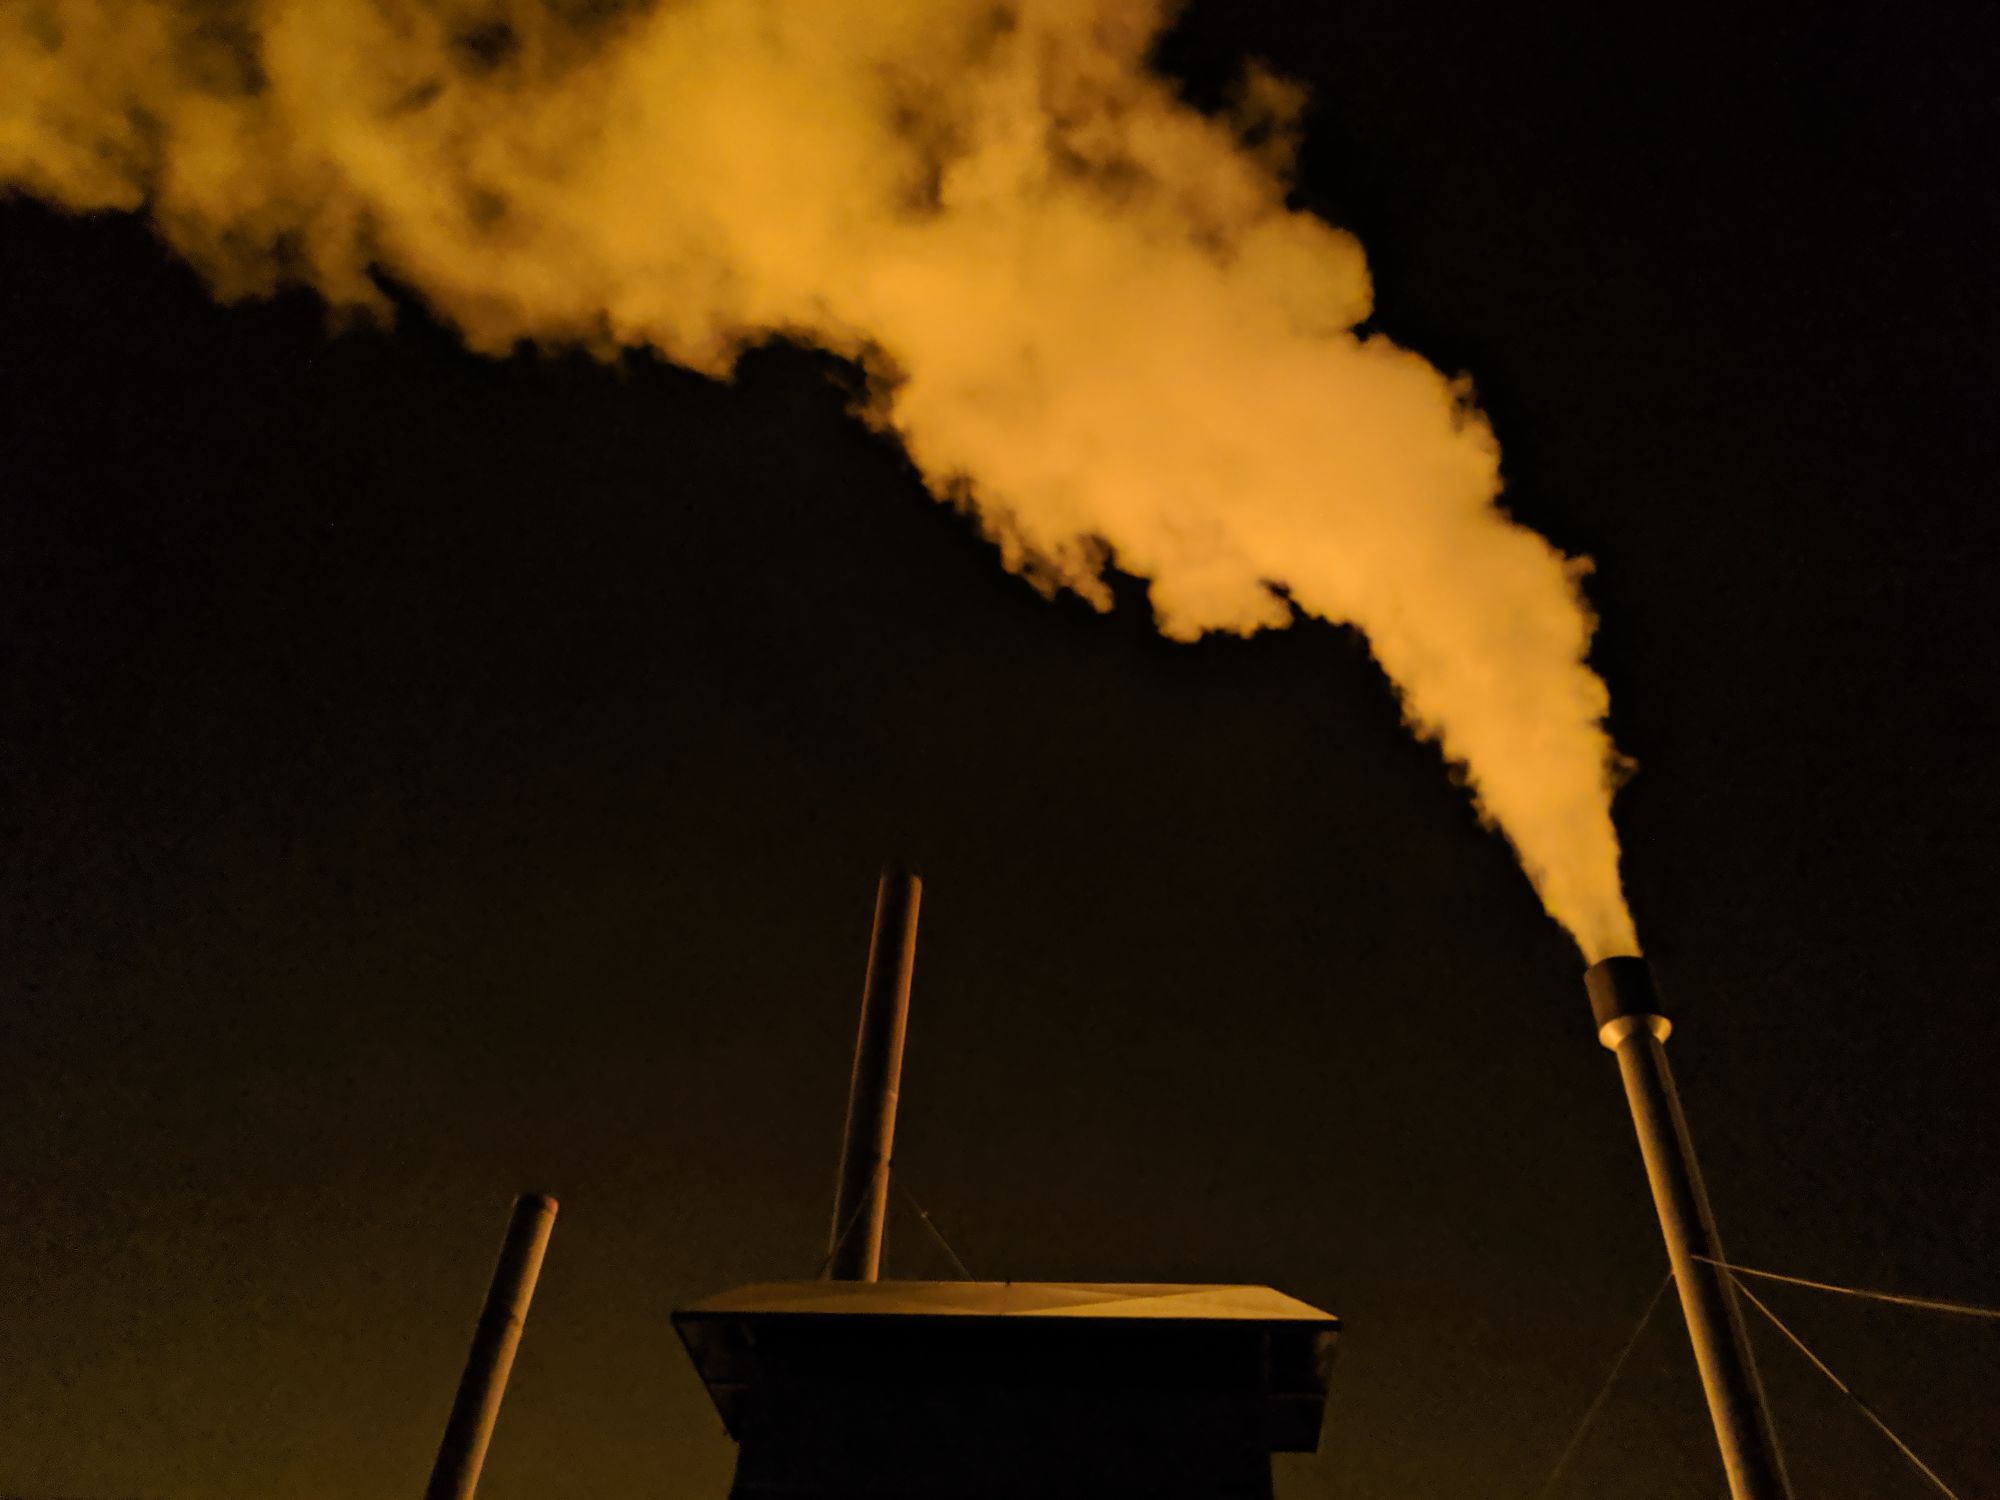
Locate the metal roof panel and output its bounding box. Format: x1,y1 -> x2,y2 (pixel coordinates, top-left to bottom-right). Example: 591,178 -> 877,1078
676,1280 -> 1338,1324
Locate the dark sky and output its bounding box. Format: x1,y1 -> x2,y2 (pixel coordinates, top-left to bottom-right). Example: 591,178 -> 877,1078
3,4 -> 1995,1498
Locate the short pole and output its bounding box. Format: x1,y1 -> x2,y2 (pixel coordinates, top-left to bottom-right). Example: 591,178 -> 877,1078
425,1193 -> 558,1500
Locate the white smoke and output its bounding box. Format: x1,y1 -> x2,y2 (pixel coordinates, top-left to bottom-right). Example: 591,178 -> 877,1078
0,0 -> 1640,958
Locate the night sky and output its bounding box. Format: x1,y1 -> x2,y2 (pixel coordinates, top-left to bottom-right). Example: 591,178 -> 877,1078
3,4 -> 1995,1498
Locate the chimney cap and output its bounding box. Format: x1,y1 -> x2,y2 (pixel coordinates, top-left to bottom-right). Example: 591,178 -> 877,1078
1584,956 -> 1665,1032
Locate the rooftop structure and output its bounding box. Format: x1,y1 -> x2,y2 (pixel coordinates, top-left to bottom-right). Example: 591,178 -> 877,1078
675,1280 -> 1340,1498
672,871 -> 1341,1497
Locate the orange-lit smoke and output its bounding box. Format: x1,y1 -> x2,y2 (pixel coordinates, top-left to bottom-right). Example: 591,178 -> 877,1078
1,0 -> 1640,959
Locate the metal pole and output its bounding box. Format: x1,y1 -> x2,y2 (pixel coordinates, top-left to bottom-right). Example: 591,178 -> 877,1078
827,866 -> 921,1281
425,1193 -> 558,1500
1585,958 -> 1792,1500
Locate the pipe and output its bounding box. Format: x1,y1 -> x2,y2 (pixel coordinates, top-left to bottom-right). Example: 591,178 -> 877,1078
425,1193 -> 559,1500
1585,958 -> 1791,1500
826,866 -> 921,1281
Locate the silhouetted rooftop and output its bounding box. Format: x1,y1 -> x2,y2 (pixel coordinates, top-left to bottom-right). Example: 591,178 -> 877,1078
674,1280 -> 1340,1499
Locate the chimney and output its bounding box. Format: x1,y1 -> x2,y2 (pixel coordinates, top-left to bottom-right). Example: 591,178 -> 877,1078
425,1193 -> 559,1500
826,866 -> 921,1281
1585,958 -> 1791,1500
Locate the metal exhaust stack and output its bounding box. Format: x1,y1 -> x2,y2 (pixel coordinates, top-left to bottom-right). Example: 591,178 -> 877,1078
826,865 -> 922,1281
425,1193 -> 558,1500
1585,958 -> 1791,1500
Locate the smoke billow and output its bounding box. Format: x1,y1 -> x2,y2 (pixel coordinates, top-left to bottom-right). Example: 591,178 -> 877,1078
0,0 -> 1641,960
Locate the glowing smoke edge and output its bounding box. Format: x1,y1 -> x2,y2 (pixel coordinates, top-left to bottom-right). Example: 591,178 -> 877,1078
0,0 -> 1642,960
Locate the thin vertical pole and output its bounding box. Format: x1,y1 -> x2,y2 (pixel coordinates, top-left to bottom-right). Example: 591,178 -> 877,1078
827,866 -> 921,1281
425,1193 -> 558,1500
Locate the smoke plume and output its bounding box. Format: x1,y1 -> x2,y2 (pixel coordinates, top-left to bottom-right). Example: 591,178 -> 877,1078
0,0 -> 1641,960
